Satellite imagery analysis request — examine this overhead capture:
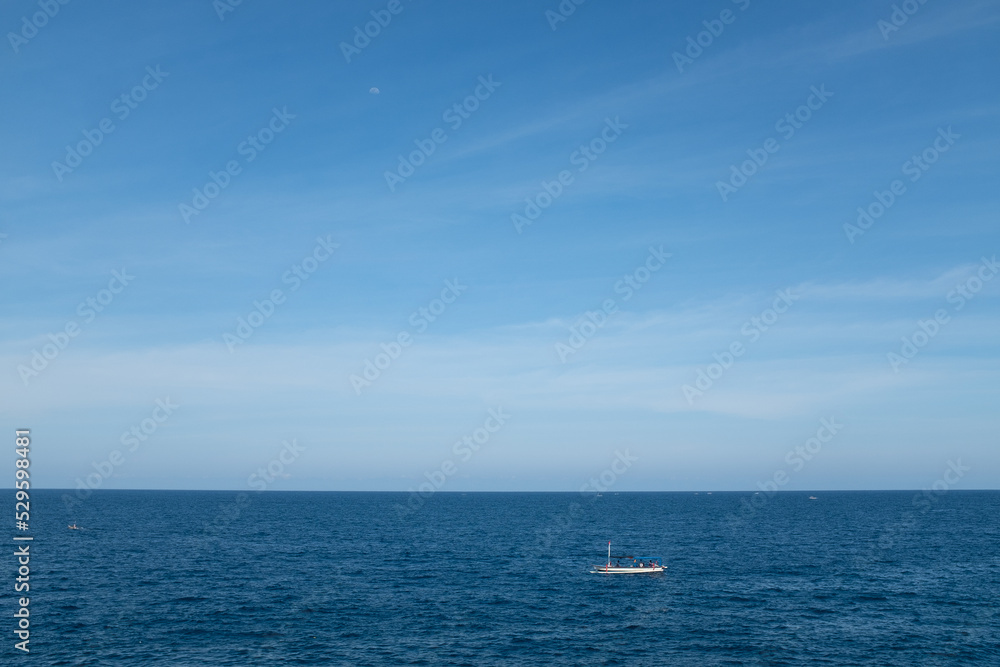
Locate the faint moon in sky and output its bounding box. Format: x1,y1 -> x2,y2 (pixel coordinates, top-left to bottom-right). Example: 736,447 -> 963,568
369,87 -> 380,94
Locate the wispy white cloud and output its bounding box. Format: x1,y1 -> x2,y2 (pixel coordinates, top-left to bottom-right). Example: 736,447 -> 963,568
800,260 -> 997,300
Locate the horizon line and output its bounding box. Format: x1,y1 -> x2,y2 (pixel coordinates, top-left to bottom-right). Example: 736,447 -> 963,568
24,487 -> 1000,493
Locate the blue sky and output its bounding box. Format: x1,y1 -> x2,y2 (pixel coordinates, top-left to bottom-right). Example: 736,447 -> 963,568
2,0 -> 998,492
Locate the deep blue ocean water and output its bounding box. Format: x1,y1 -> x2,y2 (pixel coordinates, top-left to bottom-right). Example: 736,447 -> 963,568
3,490 -> 998,665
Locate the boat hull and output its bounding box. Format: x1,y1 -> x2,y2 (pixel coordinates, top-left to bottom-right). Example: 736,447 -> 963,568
590,565 -> 666,574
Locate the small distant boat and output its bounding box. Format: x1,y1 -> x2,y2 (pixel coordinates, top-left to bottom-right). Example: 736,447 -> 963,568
808,496 -> 818,500
590,541 -> 666,574
68,524 -> 80,530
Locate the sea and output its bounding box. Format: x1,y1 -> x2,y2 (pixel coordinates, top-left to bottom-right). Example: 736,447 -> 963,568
4,490 -> 999,665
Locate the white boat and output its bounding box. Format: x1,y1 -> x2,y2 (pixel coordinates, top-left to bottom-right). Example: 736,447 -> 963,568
590,541 -> 666,574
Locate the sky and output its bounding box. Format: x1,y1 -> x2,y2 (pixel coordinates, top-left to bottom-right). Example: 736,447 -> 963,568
2,0 -> 998,492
